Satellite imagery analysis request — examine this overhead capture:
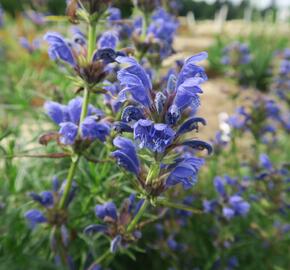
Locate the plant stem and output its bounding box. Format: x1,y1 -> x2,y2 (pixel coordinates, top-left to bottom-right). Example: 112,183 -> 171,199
87,22 -> 97,61
157,198 -> 203,214
59,155 -> 80,209
127,199 -> 149,232
58,20 -> 96,209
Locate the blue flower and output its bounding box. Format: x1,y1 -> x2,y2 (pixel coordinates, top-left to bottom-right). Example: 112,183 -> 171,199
19,37 -> 40,54
25,177 -> 77,228
25,10 -> 46,25
98,31 -> 119,50
44,32 -> 76,67
95,202 -> 118,221
0,5 -> 4,27
214,176 -> 227,196
134,119 -> 176,153
44,97 -> 109,145
117,57 -> 153,108
111,136 -> 140,175
25,209 -> 47,227
108,7 -> 121,21
223,195 -> 250,220
222,42 -> 251,66
166,157 -> 205,189
259,154 -> 273,171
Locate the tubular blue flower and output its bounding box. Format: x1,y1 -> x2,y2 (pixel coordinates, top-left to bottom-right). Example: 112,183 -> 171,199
44,97 -> 109,145
95,202 -> 118,221
166,157 -> 205,189
111,136 -> 140,176
25,209 -> 47,226
29,191 -> 54,208
224,195 -> 250,219
59,122 -> 78,145
214,176 -> 226,197
117,57 -> 152,108
0,5 -> 4,28
81,117 -> 110,142
259,154 -> 273,171
44,32 -> 76,67
176,117 -> 206,137
98,31 -> 119,50
173,53 -> 208,112
110,235 -> 122,253
134,119 -> 176,153
121,106 -> 145,123
108,7 -> 121,21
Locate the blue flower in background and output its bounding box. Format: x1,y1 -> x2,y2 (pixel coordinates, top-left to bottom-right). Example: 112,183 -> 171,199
19,37 -> 41,54
203,176 -> 250,220
25,10 -> 46,26
25,177 -> 77,228
84,195 -> 144,253
221,41 -> 251,66
44,97 -> 110,145
0,5 -> 4,28
272,48 -> 290,106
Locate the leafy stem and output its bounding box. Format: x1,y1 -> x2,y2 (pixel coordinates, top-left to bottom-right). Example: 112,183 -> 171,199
157,198 -> 203,214
127,199 -> 149,233
59,155 -> 80,209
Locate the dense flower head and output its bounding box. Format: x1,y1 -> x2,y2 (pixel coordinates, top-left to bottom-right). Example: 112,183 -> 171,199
221,41 -> 252,67
44,97 -> 110,146
132,8 -> 179,63
203,176 -> 250,220
271,48 -> 290,106
110,54 -> 212,195
254,153 -> 290,212
227,96 -> 288,143
43,30 -> 126,83
84,195 -> 144,253
24,177 -> 77,228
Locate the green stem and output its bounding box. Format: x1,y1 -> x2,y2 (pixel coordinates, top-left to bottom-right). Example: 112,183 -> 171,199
87,22 -> 97,61
59,155 -> 80,209
78,86 -> 90,135
141,12 -> 149,40
157,198 -> 203,214
127,199 -> 149,232
95,249 -> 111,265
58,19 -> 95,210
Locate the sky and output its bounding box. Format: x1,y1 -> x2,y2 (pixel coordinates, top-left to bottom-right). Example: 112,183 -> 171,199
196,0 -> 290,9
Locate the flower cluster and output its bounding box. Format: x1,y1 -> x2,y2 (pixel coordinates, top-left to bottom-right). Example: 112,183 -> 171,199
84,195 -> 144,253
221,41 -> 251,67
227,96 -> 288,143
19,37 -> 41,54
253,154 -> 290,214
272,48 -> 290,107
132,8 -> 179,65
25,177 -> 77,228
112,53 -> 212,197
43,29 -> 127,84
203,176 -> 250,220
43,97 -> 110,146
